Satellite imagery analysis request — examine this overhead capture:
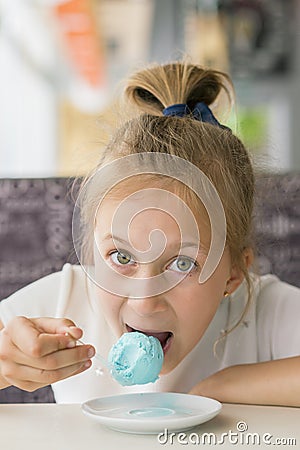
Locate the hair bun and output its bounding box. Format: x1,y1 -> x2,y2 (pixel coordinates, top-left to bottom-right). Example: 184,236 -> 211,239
124,62 -> 233,116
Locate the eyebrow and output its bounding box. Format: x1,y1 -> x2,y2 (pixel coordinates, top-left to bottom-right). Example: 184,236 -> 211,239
102,233 -> 208,253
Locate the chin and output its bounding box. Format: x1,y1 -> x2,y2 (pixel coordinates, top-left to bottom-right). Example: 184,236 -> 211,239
160,357 -> 182,375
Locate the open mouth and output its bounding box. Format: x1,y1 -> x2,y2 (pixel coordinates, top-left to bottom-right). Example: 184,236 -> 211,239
126,324 -> 173,353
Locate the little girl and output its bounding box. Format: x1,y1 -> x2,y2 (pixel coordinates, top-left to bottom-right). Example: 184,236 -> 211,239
0,62 -> 299,405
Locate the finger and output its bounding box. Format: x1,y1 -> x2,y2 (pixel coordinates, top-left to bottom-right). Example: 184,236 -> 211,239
0,333 -> 95,370
37,345 -> 95,370
2,360 -> 92,392
5,317 -> 83,357
31,317 -> 83,338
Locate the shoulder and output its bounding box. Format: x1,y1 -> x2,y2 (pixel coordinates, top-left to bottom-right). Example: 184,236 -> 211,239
229,272 -> 300,333
4,263 -> 82,299
0,264 -> 87,325
254,273 -> 300,312
253,274 -> 300,359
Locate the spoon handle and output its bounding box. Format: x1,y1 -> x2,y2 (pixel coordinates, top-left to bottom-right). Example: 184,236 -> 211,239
76,338 -> 110,369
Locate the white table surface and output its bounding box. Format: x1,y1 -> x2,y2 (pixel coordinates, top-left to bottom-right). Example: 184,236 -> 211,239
0,402 -> 299,450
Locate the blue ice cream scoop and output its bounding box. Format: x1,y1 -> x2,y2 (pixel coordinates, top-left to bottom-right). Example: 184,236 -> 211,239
108,332 -> 164,386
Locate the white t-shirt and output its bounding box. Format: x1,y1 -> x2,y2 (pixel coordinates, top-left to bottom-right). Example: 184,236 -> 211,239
0,264 -> 299,403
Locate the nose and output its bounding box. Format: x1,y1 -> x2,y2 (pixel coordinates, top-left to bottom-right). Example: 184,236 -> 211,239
126,264 -> 169,316
127,294 -> 168,317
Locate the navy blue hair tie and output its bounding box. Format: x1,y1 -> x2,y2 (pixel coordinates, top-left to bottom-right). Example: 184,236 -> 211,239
163,101 -> 230,131
162,103 -> 190,118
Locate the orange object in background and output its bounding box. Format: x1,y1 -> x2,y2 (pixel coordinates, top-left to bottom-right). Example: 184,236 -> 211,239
53,0 -> 105,88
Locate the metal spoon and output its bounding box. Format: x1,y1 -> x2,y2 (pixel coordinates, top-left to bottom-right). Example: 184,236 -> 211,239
66,334 -> 110,376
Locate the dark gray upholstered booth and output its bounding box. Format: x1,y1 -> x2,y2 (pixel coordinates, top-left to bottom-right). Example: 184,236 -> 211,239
0,173 -> 299,403
0,178 -> 77,403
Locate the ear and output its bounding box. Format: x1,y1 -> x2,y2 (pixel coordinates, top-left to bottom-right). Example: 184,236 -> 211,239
225,248 -> 254,295
243,247 -> 254,268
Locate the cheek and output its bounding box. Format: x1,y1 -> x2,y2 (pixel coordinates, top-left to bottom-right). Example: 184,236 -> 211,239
96,288 -> 124,333
181,290 -> 220,336
174,276 -> 225,346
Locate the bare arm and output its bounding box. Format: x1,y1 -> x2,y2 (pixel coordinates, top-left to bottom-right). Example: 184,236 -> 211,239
189,357 -> 300,407
0,320 -> 10,389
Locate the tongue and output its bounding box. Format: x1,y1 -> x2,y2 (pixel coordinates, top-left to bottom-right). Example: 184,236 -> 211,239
142,331 -> 170,346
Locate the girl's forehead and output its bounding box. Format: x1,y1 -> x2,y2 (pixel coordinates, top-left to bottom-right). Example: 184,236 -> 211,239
97,177 -> 209,215
95,185 -> 212,249
96,185 -> 205,221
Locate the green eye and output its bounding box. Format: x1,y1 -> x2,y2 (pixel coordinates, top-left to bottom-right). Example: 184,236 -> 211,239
111,251 -> 133,266
169,256 -> 196,273
176,257 -> 193,272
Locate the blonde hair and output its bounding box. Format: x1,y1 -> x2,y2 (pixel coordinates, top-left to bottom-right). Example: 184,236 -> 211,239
78,61 -> 255,333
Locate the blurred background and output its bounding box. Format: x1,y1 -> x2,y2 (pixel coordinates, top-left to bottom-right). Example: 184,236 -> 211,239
0,0 -> 299,178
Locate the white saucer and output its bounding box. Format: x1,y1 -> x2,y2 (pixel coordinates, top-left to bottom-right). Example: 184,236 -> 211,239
81,392 -> 222,434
